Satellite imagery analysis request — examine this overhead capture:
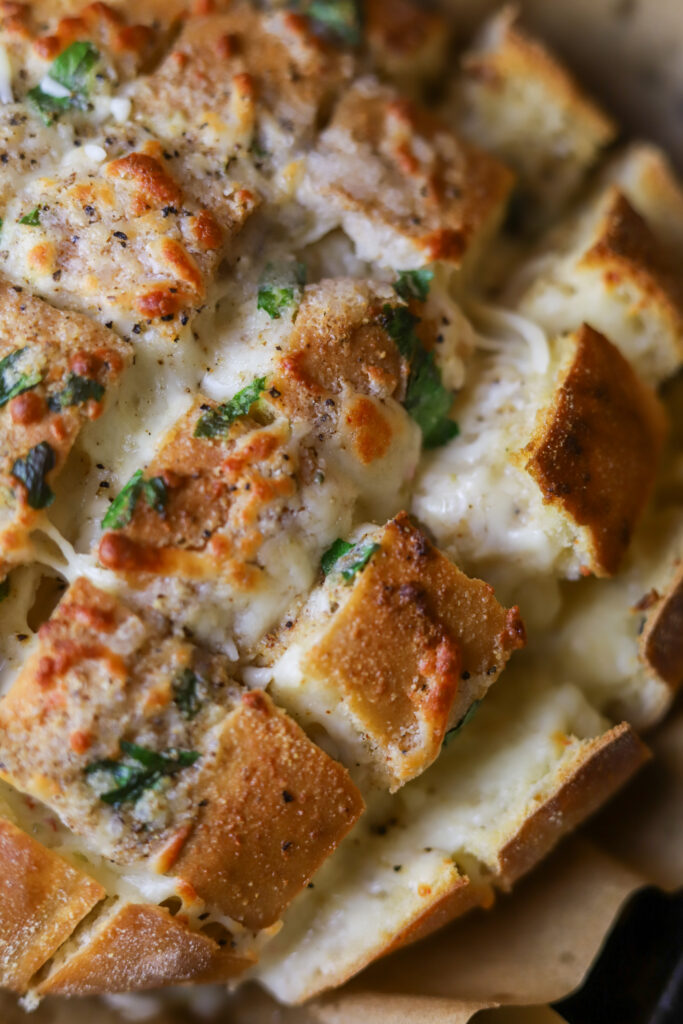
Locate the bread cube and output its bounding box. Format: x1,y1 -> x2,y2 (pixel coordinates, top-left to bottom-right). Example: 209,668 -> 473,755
456,7 -> 615,220
269,513 -> 525,791
513,187 -> 683,386
363,0 -> 452,95
301,78 -> 513,271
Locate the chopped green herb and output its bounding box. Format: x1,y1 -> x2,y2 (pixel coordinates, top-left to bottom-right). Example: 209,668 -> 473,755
0,577 -> 9,603
11,442 -> 55,510
257,261 -> 306,319
306,0 -> 362,46
86,742 -> 200,808
443,700 -> 482,747
101,469 -> 168,529
321,538 -> 353,576
194,377 -> 267,438
394,268 -> 435,303
382,304 -> 459,449
0,217 -> 4,231
340,542 -> 380,582
48,373 -> 104,411
27,41 -> 100,125
19,207 -> 41,226
0,347 -> 42,407
173,669 -> 203,720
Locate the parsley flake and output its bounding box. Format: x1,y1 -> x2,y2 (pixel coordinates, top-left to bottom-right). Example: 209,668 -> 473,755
306,0 -> 362,46
382,304 -> 459,449
48,373 -> 104,411
322,538 -> 380,582
11,442 -> 55,510
394,268 -> 435,303
443,700 -> 482,747
257,261 -> 306,319
0,347 -> 42,407
173,669 -> 203,720
194,377 -> 267,438
19,207 -> 41,226
86,742 -> 200,808
101,470 -> 168,530
27,41 -> 100,125
321,538 -> 353,576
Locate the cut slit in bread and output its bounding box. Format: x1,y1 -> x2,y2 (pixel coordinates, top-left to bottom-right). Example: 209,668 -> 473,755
412,324 -> 666,592
266,512 -> 525,793
510,187 -> 683,387
454,6 -> 616,223
0,578 -> 363,931
255,670 -> 648,1004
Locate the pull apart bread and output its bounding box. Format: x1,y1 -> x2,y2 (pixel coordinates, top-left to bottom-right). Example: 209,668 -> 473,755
0,0 -> 678,1012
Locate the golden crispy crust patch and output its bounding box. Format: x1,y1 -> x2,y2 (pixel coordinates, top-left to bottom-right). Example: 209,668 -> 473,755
37,902 -> 251,996
0,817 -> 105,993
364,0 -> 451,90
171,690 -> 364,930
641,562 -> 683,689
521,325 -> 667,576
303,513 -> 525,788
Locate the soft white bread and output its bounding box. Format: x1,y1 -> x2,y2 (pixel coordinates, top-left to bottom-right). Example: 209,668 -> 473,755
455,6 -> 616,221
511,187 -> 683,386
256,669 -> 648,1004
267,512 -> 525,792
301,77 -> 514,271
0,817 -> 105,993
413,324 -> 666,587
0,578 -> 363,930
0,277 -> 130,580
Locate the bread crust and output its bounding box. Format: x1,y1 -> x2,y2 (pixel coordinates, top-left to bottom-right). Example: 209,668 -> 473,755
642,561 -> 683,690
171,690 -> 364,930
0,817 -> 105,993
37,902 -> 251,996
497,722 -> 650,887
521,325 -> 667,576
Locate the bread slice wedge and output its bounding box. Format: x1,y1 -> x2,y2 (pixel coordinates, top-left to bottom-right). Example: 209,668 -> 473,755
413,324 -> 666,587
266,512 -> 525,792
255,669 -> 648,1004
455,6 -> 615,222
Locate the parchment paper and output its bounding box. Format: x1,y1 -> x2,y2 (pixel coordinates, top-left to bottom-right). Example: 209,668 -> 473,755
1,1 -> 682,1020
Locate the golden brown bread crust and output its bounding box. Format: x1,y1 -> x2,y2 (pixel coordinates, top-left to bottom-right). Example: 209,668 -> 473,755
306,78 -> 514,267
171,690 -> 364,930
521,325 -> 667,576
364,0 -> 451,91
641,562 -> 683,690
301,513 -> 525,788
497,722 -> 650,887
37,902 -> 251,996
0,817 -> 105,993
581,189 -> 683,358
0,279 -> 130,578
379,872 -> 486,959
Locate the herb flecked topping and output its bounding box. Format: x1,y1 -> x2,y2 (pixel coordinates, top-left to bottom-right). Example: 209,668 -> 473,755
394,268 -> 435,303
257,261 -> 306,319
381,304 -> 459,449
48,373 -> 104,412
321,538 -> 381,582
28,41 -> 100,125
86,742 -> 200,808
11,442 -> 56,510
0,347 -> 42,407
173,669 -> 203,721
19,207 -> 41,226
101,469 -> 168,530
305,0 -> 362,46
194,377 -> 267,438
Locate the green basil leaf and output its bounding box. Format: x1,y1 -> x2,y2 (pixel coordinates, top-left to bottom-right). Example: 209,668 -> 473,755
173,669 -> 203,720
48,373 -> 104,411
101,469 -> 143,529
194,377 -> 267,439
340,542 -> 380,582
142,476 -> 168,516
443,700 -> 482,748
307,0 -> 362,46
0,347 -> 42,407
394,268 -> 435,303
382,304 -> 459,449
257,261 -> 306,319
321,538 -> 353,576
11,442 -> 56,510
19,207 -> 41,226
86,742 -> 200,808
27,41 -> 100,124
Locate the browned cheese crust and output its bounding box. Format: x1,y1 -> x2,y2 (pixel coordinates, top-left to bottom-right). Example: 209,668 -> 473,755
307,78 -> 514,266
641,561 -> 683,691
302,513 -> 525,787
363,0 -> 451,91
0,279 -> 130,577
37,902 -> 252,996
497,722 -> 650,887
520,325 -> 667,577
580,189 -> 683,360
0,817 -> 105,993
170,689 -> 364,930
